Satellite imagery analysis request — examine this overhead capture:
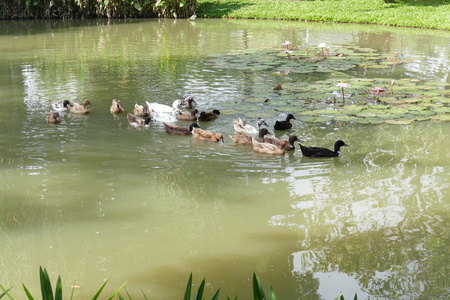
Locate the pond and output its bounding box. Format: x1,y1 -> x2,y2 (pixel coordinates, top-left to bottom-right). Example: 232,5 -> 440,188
0,18 -> 449,299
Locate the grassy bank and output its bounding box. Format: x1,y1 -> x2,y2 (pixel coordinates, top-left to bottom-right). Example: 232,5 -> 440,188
196,0 -> 450,30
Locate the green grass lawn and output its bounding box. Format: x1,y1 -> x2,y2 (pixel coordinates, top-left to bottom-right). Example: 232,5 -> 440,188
196,0 -> 450,30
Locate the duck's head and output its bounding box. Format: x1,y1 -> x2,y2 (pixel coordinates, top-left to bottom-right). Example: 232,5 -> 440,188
145,116 -> 153,125
186,96 -> 196,105
212,109 -> 221,115
63,100 -> 73,107
215,133 -> 224,143
289,135 -> 299,143
191,109 -> 199,115
83,100 -> 93,106
257,117 -> 268,127
286,113 -> 296,121
172,100 -> 182,109
335,140 -> 349,151
259,128 -> 272,138
189,123 -> 201,131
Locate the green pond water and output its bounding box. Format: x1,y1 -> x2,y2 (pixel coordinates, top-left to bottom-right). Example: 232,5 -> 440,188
0,19 -> 449,299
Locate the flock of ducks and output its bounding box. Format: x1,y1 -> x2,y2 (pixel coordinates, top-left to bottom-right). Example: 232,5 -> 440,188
46,96 -> 348,157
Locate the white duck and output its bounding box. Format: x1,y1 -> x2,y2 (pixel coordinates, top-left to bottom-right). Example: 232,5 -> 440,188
145,100 -> 181,114
233,117 -> 268,135
49,100 -> 72,112
151,110 -> 182,123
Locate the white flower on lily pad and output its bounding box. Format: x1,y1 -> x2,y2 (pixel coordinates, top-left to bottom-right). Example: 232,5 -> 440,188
336,81 -> 349,102
282,40 -> 292,46
336,82 -> 349,88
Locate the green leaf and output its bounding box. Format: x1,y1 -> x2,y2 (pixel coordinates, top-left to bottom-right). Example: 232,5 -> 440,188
183,273 -> 193,300
0,285 -> 14,299
269,286 -> 276,300
54,276 -> 62,300
139,287 -> 150,300
107,281 -> 127,300
253,273 -> 265,300
39,267 -> 53,300
134,3 -> 142,10
92,277 -> 110,300
211,288 -> 221,300
23,284 -> 35,300
193,278 -> 205,300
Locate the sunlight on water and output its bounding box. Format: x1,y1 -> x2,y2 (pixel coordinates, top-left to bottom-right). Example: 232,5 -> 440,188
0,19 -> 449,299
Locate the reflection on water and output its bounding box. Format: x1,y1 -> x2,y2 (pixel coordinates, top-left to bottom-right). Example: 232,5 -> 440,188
0,19 -> 449,299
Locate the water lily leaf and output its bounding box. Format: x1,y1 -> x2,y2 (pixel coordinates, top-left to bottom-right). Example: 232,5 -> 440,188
385,119 -> 414,125
431,114 -> 450,121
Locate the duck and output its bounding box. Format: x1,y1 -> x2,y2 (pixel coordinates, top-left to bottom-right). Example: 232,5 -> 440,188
146,100 -> 181,114
69,100 -> 93,114
127,113 -> 152,127
151,110 -> 182,123
229,128 -> 271,146
252,137 -> 285,155
133,104 -> 149,117
299,140 -> 349,157
193,128 -> 224,143
198,109 -> 220,121
164,122 -> 200,135
274,113 -> 296,130
233,117 -> 268,135
177,109 -> 199,121
264,135 -> 299,151
110,99 -> 125,114
181,96 -> 197,109
49,99 -> 72,112
46,110 -> 61,124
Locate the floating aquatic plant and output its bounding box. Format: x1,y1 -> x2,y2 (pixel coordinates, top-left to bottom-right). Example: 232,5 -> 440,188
318,43 -> 327,57
371,87 -> 387,102
282,40 -> 293,59
336,81 -> 349,103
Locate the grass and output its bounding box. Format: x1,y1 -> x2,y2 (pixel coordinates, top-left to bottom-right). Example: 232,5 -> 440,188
196,0 -> 450,30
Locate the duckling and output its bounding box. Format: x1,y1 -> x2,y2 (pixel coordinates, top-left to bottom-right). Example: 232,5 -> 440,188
181,96 -> 197,109
164,122 -> 200,135
193,128 -> 224,143
264,135 -> 299,151
49,99 -> 72,112
229,128 -> 271,146
110,99 -> 125,114
46,110 -> 61,124
177,109 -> 199,121
69,100 -> 93,114
133,104 -> 149,117
252,137 -> 285,155
127,113 -> 152,127
198,109 -> 220,122
146,100 -> 181,114
233,117 -> 268,135
274,113 -> 296,130
299,140 -> 348,157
